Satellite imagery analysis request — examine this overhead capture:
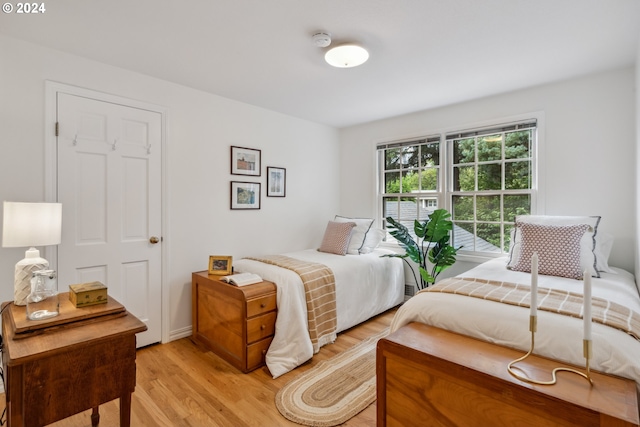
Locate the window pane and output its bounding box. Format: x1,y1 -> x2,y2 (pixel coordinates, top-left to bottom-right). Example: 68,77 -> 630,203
383,197 -> 398,221
385,172 -> 400,193
504,194 -> 531,221
401,170 -> 419,192
477,223 -> 501,252
418,197 -> 438,219
453,165 -> 475,191
505,160 -> 531,190
476,195 -> 500,222
477,134 -> 502,162
420,168 -> 438,191
421,142 -> 440,167
402,146 -> 419,168
477,163 -> 501,190
399,197 -> 418,219
505,130 -> 531,160
452,195 -> 474,221
453,138 -> 474,164
452,222 -> 474,250
385,148 -> 401,170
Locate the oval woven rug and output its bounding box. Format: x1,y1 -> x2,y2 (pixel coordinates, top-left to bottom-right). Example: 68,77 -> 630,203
275,327 -> 390,426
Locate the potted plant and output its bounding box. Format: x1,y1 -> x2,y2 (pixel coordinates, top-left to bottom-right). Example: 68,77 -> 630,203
382,208 -> 459,290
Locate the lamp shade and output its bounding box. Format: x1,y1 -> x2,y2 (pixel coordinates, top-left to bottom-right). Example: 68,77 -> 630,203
2,201 -> 62,248
325,44 -> 369,68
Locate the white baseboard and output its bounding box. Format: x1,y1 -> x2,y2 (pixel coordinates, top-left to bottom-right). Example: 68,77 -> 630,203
168,326 -> 192,342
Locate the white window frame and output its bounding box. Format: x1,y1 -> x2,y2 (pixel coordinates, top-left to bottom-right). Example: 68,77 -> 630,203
377,112 -> 545,261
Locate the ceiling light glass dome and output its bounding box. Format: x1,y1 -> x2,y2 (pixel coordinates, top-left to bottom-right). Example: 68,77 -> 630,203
324,44 -> 369,68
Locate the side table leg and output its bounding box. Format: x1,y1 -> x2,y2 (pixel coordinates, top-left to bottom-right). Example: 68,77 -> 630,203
120,393 -> 132,427
91,407 -> 100,426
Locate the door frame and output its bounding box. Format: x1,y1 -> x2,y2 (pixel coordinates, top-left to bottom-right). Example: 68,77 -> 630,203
44,81 -> 169,344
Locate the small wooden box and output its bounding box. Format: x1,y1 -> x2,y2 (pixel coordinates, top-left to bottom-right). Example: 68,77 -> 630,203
69,282 -> 108,307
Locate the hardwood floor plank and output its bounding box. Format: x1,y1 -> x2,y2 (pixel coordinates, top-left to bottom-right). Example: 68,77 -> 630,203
0,307 -> 397,427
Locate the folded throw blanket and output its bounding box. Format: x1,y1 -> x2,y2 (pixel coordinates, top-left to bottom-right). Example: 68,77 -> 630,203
246,255 -> 337,352
424,277 -> 640,341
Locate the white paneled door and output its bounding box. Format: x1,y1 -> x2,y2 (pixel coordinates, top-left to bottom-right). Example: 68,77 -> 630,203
56,93 -> 162,347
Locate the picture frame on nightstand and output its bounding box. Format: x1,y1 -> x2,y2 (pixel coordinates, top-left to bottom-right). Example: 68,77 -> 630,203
208,255 -> 233,275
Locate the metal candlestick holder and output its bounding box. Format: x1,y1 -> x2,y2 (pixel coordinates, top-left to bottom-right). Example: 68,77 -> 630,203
507,315 -> 593,386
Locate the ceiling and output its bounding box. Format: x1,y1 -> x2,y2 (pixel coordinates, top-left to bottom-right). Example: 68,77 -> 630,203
1,0 -> 639,128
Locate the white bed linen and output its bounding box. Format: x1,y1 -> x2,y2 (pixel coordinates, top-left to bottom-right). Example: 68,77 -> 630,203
233,248 -> 404,378
391,257 -> 640,386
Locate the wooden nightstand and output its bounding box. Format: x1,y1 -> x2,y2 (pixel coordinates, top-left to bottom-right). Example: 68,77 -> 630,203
1,295 -> 147,427
191,271 -> 277,373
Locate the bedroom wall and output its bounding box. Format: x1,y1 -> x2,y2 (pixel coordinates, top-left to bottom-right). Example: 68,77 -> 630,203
636,40 -> 640,283
339,67 -> 637,275
0,35 -> 340,340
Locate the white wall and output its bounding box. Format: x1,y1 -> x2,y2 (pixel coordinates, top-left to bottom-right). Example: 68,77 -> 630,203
0,35 -> 340,340
636,39 -> 640,282
340,67 -> 637,274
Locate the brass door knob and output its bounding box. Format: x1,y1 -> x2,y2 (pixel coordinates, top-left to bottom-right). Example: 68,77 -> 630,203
149,236 -> 160,244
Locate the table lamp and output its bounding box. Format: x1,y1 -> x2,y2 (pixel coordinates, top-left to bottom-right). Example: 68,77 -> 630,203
2,201 -> 62,305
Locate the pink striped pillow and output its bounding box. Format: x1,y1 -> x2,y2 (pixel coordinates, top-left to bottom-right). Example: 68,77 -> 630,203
318,221 -> 356,255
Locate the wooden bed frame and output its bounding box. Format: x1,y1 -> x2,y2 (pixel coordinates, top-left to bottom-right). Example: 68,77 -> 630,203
376,322 -> 640,427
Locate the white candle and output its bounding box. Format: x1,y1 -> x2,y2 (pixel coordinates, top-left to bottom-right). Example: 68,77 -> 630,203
530,252 -> 538,317
584,269 -> 592,341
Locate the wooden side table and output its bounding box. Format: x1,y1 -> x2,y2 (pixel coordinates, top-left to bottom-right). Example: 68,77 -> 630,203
192,271 -> 277,373
1,294 -> 147,427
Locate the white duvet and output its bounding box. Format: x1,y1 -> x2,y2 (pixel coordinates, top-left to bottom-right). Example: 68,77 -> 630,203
391,257 -> 640,386
233,248 -> 404,378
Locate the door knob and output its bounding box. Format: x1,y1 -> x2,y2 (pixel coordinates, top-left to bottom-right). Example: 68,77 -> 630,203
149,236 -> 160,244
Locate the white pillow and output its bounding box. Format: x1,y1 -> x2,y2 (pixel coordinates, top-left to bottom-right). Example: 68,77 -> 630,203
334,216 -> 374,255
507,215 -> 601,277
594,232 -> 615,274
359,228 -> 385,254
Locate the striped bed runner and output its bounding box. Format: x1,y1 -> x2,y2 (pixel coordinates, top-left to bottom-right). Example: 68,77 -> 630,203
423,277 -> 640,341
246,255 -> 337,352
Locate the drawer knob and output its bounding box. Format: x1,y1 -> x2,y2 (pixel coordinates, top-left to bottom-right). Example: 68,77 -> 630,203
261,324 -> 266,330
260,303 -> 266,308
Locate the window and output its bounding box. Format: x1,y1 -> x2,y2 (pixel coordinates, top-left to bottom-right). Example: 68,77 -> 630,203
378,136 -> 441,239
378,119 -> 537,256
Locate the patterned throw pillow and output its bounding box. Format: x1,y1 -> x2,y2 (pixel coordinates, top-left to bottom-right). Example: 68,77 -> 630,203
318,221 -> 357,255
507,215 -> 601,277
510,222 -> 590,279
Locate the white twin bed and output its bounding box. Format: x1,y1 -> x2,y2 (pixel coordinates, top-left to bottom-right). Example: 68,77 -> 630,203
391,256 -> 640,386
391,215 -> 640,388
234,247 -> 404,378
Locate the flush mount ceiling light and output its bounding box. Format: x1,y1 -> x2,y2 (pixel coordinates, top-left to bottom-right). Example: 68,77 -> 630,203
324,44 -> 369,68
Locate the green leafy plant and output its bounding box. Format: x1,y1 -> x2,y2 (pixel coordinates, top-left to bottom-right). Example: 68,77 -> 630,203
382,209 -> 460,290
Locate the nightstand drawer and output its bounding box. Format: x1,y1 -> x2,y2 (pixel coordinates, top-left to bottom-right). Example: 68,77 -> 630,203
247,336 -> 273,371
247,293 -> 276,317
247,311 -> 276,343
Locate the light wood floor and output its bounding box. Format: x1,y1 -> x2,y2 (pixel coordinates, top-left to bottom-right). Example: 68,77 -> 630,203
1,307 -> 397,427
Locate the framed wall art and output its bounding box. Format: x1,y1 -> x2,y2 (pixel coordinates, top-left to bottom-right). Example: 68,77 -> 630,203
231,146 -> 261,176
230,181 -> 261,210
208,255 -> 233,275
267,166 -> 286,197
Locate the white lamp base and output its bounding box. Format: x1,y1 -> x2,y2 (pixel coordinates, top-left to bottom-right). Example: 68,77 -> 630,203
14,247 -> 49,306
